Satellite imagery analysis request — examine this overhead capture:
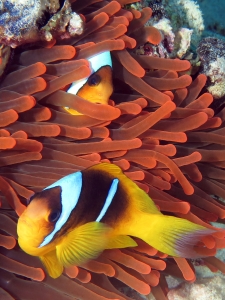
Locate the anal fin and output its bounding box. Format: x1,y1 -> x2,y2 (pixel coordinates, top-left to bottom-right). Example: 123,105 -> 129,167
40,249 -> 63,278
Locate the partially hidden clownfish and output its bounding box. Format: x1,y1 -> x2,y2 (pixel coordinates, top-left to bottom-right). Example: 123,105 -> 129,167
65,51 -> 113,115
17,163 -> 218,278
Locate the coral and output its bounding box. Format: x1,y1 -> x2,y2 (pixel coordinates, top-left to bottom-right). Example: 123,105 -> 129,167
0,0 -> 83,48
197,37 -> 225,99
167,276 -> 225,300
136,0 -> 203,58
1,0 -> 225,299
0,44 -> 11,78
145,0 -> 167,21
173,28 -> 193,59
162,0 -> 204,47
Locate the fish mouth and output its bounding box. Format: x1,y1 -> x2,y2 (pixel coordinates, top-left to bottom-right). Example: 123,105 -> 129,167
18,217 -> 32,228
17,217 -> 35,238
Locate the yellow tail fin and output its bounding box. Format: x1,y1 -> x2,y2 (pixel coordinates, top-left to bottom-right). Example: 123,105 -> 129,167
141,214 -> 215,258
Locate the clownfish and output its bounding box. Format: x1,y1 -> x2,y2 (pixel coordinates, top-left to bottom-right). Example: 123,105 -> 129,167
17,163 -> 216,278
65,51 -> 113,115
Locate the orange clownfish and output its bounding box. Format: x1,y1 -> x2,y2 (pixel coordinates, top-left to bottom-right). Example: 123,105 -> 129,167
17,163 -> 216,278
65,51 -> 113,115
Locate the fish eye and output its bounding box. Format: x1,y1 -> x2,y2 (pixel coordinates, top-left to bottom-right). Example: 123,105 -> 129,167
87,74 -> 101,86
48,210 -> 61,223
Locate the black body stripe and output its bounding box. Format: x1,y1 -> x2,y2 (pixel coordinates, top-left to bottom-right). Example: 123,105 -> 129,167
54,168 -> 129,238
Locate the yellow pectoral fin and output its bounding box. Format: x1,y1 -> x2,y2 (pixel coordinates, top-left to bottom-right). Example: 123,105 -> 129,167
40,249 -> 63,279
56,222 -> 111,268
106,235 -> 137,249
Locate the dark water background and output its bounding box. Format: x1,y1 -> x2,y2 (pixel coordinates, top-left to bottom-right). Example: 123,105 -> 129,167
197,0 -> 225,40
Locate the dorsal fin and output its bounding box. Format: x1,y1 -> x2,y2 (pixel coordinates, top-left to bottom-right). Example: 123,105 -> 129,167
89,163 -> 123,177
89,163 -> 161,215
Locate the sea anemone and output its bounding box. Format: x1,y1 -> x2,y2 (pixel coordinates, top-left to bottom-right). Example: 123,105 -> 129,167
1,0 -> 225,299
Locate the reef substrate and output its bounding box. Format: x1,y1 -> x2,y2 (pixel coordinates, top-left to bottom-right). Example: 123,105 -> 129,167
1,0 -> 225,299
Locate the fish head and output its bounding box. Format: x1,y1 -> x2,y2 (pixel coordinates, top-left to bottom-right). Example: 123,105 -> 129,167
65,51 -> 113,115
17,186 -> 62,256
78,65 -> 113,104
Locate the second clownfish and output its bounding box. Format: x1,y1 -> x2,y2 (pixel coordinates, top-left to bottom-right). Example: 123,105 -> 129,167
17,163 -> 217,278
65,51 -> 113,115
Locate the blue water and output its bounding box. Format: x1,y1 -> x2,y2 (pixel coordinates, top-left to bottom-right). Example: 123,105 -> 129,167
197,0 -> 225,40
